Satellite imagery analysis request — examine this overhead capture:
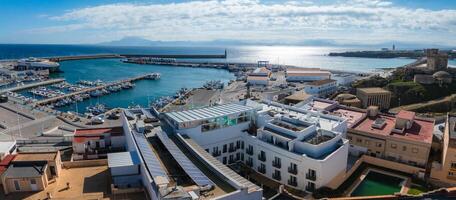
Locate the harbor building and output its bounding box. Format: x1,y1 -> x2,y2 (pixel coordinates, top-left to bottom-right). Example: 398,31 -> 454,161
250,67 -> 271,77
303,79 -> 337,97
247,67 -> 271,86
15,58 -> 60,72
285,68 -> 332,82
1,151 -> 62,195
430,114 -> 456,186
162,101 -> 349,193
121,108 -> 263,200
247,76 -> 269,86
356,87 -> 391,109
347,109 -> 434,169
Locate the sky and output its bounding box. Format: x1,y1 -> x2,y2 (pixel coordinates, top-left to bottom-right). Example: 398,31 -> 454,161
1,0 -> 456,46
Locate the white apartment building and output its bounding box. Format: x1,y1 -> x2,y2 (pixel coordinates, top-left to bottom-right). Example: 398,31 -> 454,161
121,108 -> 263,200
286,68 -> 332,82
162,101 -> 349,193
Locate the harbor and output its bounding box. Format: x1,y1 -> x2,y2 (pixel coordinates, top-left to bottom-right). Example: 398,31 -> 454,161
33,73 -> 160,106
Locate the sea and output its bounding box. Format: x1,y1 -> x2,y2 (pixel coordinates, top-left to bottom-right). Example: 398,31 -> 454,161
2,44 -> 454,113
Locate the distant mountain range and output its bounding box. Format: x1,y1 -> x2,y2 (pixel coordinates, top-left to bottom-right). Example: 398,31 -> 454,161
97,36 -> 455,50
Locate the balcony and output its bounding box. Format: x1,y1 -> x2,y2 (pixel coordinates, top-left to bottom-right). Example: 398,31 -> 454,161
258,154 -> 266,162
288,166 -> 297,175
306,185 -> 315,192
306,173 -> 316,181
272,161 -> 281,169
246,148 -> 254,156
212,151 -> 221,157
246,160 -> 253,167
258,166 -> 266,174
272,173 -> 281,181
288,179 -> 297,187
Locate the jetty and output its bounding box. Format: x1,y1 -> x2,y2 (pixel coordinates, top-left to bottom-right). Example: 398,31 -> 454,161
0,78 -> 65,93
33,74 -> 157,106
47,52 -> 227,62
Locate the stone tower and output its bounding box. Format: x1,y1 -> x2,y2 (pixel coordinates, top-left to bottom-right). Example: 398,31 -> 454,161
426,49 -> 448,71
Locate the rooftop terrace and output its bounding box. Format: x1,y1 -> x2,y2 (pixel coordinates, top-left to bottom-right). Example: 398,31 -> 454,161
352,114 -> 434,144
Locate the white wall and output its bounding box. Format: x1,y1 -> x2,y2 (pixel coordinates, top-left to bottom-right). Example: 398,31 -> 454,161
111,165 -> 139,176
180,122 -> 250,146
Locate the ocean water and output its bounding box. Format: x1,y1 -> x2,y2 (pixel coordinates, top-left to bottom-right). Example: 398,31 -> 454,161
0,44 -> 421,72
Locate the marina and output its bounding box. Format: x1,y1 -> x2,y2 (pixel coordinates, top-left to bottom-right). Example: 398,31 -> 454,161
33,73 -> 160,106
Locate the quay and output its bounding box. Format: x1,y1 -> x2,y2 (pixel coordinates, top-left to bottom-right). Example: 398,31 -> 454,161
0,78 -> 65,93
33,74 -> 157,106
48,54 -> 121,62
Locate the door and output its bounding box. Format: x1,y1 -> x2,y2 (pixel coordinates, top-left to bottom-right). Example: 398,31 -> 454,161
50,166 -> 56,176
30,179 -> 38,191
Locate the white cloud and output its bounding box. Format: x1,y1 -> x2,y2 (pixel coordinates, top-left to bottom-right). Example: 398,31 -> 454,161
35,0 -> 456,44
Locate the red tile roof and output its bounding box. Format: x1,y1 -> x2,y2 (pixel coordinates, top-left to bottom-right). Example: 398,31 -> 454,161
0,154 -> 16,166
74,127 -> 123,137
73,136 -> 101,144
397,110 -> 415,120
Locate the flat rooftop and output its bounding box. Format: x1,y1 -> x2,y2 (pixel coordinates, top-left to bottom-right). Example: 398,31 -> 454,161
352,114 -> 434,144
164,103 -> 255,123
357,87 -> 391,94
330,108 -> 366,128
307,79 -> 336,86
13,152 -> 57,162
260,100 -> 343,131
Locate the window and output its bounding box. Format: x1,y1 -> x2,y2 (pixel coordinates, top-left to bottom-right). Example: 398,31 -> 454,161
306,169 -> 316,181
14,180 -> 20,191
273,157 -> 281,168
30,179 -> 36,184
288,175 -> 297,186
223,144 -> 227,153
273,170 -> 281,181
357,138 -> 362,143
376,143 -> 382,148
412,148 -> 419,153
288,163 -> 298,174
306,182 -> 315,192
402,146 -> 407,151
241,153 -> 244,161
449,172 -> 456,177
451,162 -> 456,169
241,141 -> 245,149
236,153 -> 240,161
236,141 -> 241,149
223,157 -> 227,164
391,144 -> 397,149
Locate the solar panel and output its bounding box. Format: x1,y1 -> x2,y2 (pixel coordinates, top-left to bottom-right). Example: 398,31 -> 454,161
156,131 -> 213,187
132,130 -> 169,182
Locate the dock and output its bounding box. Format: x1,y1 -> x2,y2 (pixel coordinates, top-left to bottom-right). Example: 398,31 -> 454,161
33,74 -> 156,106
1,78 -> 65,93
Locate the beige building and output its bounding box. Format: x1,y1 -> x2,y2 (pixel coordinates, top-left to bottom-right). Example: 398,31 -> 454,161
356,87 -> 391,109
347,110 -> 434,168
1,151 -> 62,194
430,115 -> 456,186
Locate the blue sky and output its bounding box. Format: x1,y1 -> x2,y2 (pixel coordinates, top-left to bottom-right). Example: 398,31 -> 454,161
1,0 -> 456,46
